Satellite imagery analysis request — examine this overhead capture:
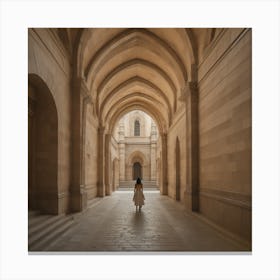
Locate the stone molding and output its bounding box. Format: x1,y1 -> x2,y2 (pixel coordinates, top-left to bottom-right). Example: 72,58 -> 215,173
29,29 -> 70,77
181,80 -> 199,211
198,28 -> 250,84
179,81 -> 198,103
199,188 -> 251,210
161,133 -> 168,195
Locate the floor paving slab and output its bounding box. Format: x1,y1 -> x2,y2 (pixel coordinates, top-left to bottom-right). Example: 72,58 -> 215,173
45,191 -> 249,253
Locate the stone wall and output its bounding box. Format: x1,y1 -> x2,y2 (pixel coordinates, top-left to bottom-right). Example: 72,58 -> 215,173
27,28 -> 252,243
198,28 -> 252,241
167,105 -> 187,202
125,140 -> 151,180
115,111 -> 158,182
28,29 -> 72,214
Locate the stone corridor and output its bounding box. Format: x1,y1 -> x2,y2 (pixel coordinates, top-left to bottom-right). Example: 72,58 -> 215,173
27,28 -> 252,249
42,190 -> 248,252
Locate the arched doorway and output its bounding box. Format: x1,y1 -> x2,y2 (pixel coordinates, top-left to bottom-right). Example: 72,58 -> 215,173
28,74 -> 58,214
133,162 -> 142,180
175,137 -> 180,201
127,150 -> 147,181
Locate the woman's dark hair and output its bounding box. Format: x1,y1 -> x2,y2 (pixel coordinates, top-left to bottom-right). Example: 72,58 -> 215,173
136,177 -> 141,184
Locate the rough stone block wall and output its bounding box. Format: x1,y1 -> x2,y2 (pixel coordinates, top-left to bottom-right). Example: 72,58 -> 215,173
198,28 -> 252,241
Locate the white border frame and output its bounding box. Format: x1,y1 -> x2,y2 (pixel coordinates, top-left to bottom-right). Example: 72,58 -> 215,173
0,0 -> 279,279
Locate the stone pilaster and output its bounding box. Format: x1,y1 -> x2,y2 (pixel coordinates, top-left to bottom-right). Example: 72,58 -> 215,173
150,142 -> 156,181
98,126 -> 105,197
118,121 -> 125,181
70,77 -> 91,212
150,122 -> 157,181
161,133 -> 168,195
180,80 -> 199,211
105,133 -> 112,195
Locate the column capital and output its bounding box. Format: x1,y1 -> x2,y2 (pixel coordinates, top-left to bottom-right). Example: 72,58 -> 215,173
179,81 -> 198,102
73,76 -> 87,89
73,76 -> 93,103
160,132 -> 167,139
80,81 -> 93,105
98,125 -> 105,134
83,93 -> 93,105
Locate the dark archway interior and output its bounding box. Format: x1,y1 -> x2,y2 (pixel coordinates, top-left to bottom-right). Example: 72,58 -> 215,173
133,162 -> 142,180
28,74 -> 58,214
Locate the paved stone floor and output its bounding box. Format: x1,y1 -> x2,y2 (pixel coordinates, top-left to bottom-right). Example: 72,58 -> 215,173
47,190 -> 248,252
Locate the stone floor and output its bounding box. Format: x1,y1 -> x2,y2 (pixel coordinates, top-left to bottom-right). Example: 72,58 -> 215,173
46,190 -> 248,252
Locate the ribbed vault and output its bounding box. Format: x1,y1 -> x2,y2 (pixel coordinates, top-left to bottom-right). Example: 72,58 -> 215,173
108,103 -> 166,135
72,28 -> 199,131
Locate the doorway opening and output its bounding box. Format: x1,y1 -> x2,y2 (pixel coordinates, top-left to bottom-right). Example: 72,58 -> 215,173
133,162 -> 142,180
111,110 -> 160,190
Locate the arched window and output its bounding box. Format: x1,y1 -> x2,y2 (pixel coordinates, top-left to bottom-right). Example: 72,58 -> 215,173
134,120 -> 140,136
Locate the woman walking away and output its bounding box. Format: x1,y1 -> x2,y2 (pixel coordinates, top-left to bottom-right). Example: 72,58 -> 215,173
133,177 -> 145,212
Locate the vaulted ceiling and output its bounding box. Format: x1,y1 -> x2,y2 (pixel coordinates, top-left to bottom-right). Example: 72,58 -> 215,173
57,28 -> 219,133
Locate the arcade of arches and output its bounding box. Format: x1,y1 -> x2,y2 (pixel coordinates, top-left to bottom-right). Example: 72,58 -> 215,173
28,28 -> 252,249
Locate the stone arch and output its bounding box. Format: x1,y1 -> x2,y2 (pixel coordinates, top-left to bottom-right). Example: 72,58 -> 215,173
127,151 -> 148,180
104,95 -> 169,127
175,137 -> 181,201
184,28 -> 198,66
98,76 -> 173,119
108,103 -> 167,136
28,73 -> 59,214
76,28 -> 197,86
128,151 -> 147,166
96,58 -> 177,96
203,28 -> 218,50
95,62 -> 176,114
74,28 -> 92,77
85,28 -> 188,83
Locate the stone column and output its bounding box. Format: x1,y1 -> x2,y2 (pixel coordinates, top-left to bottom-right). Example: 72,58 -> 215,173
116,159 -> 120,188
150,122 -> 157,181
161,133 -> 168,195
98,126 -> 105,197
104,133 -> 112,195
150,143 -> 156,181
70,77 -> 92,212
158,158 -> 161,187
180,80 -> 199,211
118,121 -> 125,181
